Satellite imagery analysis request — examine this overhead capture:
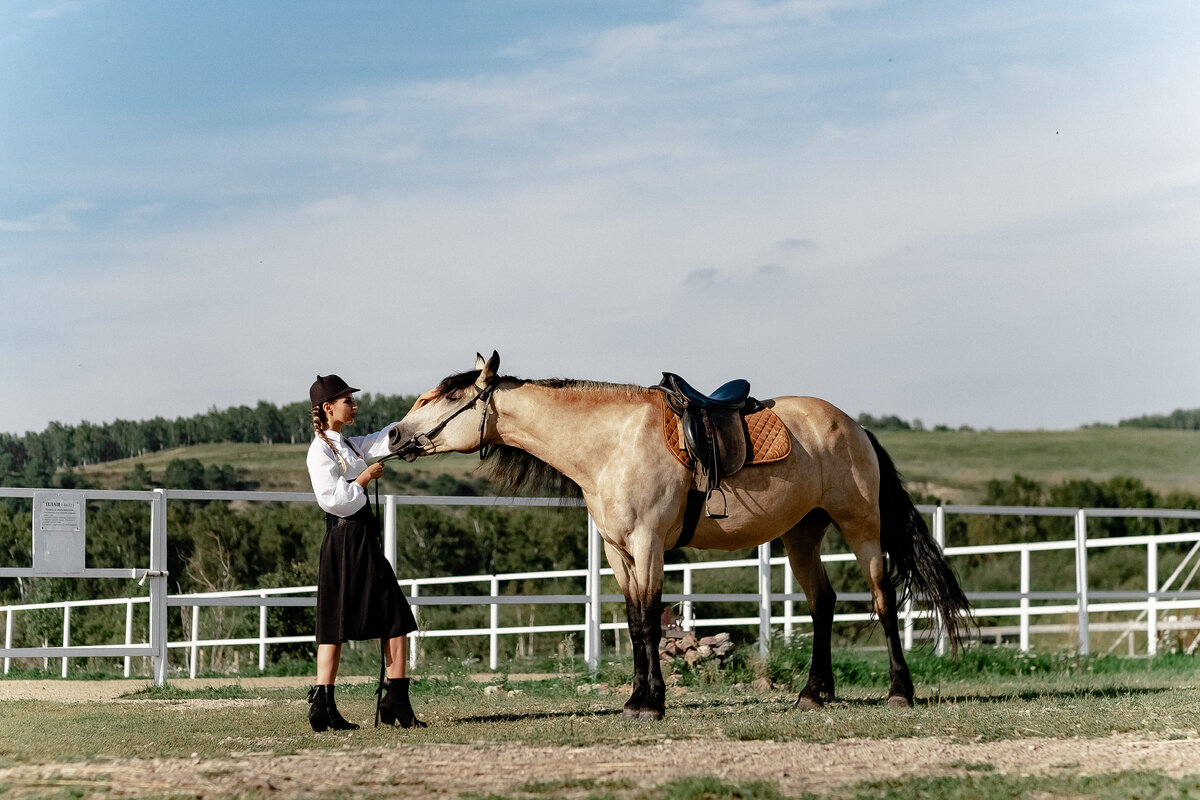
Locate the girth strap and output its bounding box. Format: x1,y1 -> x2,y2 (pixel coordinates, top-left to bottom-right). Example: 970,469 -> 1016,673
671,490 -> 705,551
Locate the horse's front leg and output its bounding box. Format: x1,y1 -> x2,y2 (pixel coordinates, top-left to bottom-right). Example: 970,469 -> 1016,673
622,588 -> 665,720
604,538 -> 666,721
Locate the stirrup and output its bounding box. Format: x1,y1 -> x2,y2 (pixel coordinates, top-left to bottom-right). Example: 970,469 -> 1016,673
705,487 -> 728,519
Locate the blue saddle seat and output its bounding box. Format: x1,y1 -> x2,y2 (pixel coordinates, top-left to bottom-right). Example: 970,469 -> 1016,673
662,373 -> 751,410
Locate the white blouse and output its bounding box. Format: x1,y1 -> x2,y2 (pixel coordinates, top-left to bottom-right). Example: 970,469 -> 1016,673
306,424 -> 398,517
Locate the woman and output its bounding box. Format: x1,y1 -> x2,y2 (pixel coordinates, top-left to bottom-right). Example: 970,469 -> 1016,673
305,373 -> 425,731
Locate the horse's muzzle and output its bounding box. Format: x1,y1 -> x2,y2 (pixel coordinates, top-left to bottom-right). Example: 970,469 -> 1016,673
387,428 -> 429,462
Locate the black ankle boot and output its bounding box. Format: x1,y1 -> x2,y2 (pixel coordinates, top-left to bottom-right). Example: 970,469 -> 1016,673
308,684 -> 359,732
376,677 -> 427,729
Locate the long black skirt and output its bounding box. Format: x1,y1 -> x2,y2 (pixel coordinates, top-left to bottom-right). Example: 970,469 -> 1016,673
315,504 -> 418,645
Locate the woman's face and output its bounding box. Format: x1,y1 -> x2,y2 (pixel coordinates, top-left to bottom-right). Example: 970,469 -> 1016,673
323,393 -> 358,430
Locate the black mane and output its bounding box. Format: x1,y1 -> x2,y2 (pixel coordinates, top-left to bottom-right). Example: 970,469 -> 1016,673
432,371 -> 647,498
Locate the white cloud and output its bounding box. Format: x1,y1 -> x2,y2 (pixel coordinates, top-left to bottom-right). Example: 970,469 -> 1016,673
26,0 -> 85,20
4,2 -> 1200,433
0,201 -> 92,233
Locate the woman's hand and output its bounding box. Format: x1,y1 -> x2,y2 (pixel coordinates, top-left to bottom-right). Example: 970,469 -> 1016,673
355,461 -> 385,487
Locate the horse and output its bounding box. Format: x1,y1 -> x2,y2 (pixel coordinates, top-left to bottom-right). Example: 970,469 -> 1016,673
387,351 -> 971,720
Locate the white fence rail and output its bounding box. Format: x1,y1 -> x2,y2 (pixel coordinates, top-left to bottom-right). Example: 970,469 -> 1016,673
3,488 -> 1200,685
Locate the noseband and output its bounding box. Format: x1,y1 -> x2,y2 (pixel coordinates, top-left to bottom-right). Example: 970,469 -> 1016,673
386,381 -> 499,463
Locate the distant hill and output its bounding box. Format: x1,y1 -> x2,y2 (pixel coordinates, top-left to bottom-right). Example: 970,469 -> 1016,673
870,427 -> 1200,503
8,400 -> 1198,502
66,426 -> 1200,505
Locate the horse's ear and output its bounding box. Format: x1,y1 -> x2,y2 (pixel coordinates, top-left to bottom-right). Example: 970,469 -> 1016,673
476,350 -> 500,386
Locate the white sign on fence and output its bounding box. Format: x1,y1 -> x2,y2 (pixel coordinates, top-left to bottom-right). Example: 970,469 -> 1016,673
32,490 -> 86,573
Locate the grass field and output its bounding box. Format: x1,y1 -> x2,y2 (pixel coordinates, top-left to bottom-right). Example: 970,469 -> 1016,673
72,428 -> 1200,503
873,427 -> 1200,502
4,646 -> 1200,798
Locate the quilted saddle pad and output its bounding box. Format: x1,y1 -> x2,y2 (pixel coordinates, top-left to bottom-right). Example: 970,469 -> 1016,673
658,394 -> 792,470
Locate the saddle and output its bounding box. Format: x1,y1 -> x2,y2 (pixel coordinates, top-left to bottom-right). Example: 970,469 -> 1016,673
652,372 -> 789,518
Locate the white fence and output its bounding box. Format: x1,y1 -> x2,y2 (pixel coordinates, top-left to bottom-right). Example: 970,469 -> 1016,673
3,487 -> 1200,685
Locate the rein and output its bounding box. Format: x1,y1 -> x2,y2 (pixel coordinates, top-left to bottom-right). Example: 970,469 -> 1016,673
381,380 -> 500,465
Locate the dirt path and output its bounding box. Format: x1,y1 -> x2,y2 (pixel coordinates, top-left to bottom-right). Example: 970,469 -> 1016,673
3,734 -> 1200,798
4,680 -> 1200,797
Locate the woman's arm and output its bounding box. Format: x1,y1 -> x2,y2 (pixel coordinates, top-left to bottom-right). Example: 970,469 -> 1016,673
353,422 -> 400,460
307,442 -> 368,516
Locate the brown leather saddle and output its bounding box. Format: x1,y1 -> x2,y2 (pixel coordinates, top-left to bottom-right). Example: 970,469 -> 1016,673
653,373 -> 791,518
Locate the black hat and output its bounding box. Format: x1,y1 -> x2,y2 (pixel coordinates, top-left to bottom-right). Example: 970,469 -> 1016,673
310,374 -> 359,407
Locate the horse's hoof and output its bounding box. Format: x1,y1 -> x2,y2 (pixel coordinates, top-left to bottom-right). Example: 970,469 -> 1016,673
622,707 -> 664,722
793,696 -> 823,712
887,694 -> 914,708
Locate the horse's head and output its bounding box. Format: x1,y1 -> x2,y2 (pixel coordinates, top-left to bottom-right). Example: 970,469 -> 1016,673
387,351 -> 501,460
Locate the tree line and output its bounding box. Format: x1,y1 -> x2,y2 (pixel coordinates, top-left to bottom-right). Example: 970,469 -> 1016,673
1117,407 -> 1200,430
0,393 -> 418,487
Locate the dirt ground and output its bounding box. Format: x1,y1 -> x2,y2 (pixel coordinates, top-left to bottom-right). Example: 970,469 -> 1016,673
4,679 -> 1200,798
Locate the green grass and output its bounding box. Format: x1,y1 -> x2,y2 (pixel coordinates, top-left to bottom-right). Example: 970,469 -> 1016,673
809,772 -> 1200,800
5,646 -> 1200,799
872,427 -> 1200,501
4,646 -> 1200,760
462,774 -> 1200,800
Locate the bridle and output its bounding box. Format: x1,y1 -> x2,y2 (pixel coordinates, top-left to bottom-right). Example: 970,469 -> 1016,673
383,379 -> 500,464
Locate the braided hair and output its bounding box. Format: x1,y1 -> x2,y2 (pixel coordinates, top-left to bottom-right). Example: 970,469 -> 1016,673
312,402 -> 365,475
311,405 -> 348,474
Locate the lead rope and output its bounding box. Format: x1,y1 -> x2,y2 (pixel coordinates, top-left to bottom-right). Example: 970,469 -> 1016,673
367,383 -> 497,727
373,475 -> 386,726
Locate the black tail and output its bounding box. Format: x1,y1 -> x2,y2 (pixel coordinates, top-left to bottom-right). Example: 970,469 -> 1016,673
865,429 -> 973,653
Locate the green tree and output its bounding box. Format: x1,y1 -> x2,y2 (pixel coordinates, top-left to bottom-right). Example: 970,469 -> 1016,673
164,459 -> 206,490
125,463 -> 152,490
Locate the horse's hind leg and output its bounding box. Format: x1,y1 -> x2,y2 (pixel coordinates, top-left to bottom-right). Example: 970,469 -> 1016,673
781,510 -> 837,710
843,520 -> 914,707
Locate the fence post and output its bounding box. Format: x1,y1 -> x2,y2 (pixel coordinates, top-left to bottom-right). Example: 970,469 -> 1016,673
1074,509 -> 1090,656
758,542 -> 771,657
150,488 -> 169,686
61,605 -> 71,678
586,515 -> 602,672
903,595 -> 914,650
259,591 -> 268,671
407,580 -> 419,672
1019,548 -> 1031,652
683,566 -> 694,632
489,575 -> 500,671
4,608 -> 11,674
384,494 -> 397,571
124,599 -> 134,678
190,606 -> 200,678
783,559 -> 794,640
933,506 -> 947,657
1147,540 -> 1158,656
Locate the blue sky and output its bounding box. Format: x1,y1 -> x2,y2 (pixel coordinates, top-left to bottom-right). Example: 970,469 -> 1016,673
3,1 -> 1198,435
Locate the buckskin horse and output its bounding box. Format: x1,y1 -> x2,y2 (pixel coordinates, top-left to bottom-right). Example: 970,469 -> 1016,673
388,351 -> 971,720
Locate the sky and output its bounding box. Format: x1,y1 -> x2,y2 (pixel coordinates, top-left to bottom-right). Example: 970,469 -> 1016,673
2,0 -> 1198,435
